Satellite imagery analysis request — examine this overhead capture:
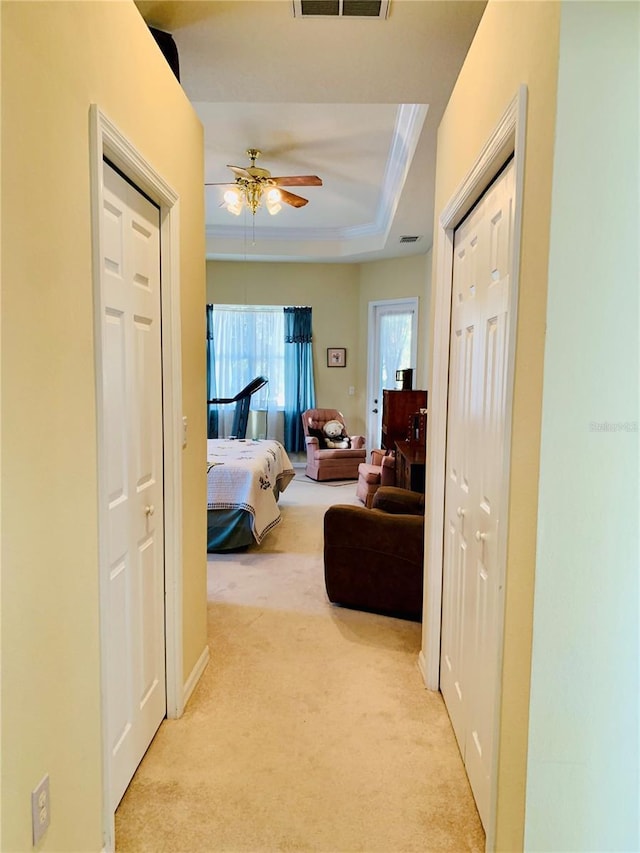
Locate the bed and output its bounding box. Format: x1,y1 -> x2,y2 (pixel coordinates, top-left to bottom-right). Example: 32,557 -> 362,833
207,438 -> 295,552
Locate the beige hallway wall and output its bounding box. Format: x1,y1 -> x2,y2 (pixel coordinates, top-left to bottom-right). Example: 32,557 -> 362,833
526,3 -> 640,850
1,2 -> 206,850
427,1 -> 561,848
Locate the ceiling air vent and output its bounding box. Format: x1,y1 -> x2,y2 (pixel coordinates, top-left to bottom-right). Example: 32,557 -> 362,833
294,0 -> 390,19
399,235 -> 421,244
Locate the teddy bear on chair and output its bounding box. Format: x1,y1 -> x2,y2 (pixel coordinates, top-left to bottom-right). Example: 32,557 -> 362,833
323,419 -> 352,449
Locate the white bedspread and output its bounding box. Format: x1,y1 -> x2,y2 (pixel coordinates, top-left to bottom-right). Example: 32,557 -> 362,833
206,439 -> 295,544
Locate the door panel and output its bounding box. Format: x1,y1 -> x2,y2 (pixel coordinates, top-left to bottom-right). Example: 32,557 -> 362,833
101,163 -> 165,811
440,160 -> 515,828
441,516 -> 468,746
440,193 -> 484,753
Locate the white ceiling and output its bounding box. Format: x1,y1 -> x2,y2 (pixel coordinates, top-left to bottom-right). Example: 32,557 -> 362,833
135,1 -> 487,263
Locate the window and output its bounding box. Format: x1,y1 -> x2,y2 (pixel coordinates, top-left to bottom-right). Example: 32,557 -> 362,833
210,305 -> 285,408
379,310 -> 413,389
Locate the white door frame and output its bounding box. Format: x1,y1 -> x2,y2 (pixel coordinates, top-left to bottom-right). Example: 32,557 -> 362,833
366,297 -> 419,449
418,86 -> 527,849
89,105 -> 184,851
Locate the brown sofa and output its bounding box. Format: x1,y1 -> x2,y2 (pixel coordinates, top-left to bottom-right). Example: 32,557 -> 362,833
323,486 -> 425,621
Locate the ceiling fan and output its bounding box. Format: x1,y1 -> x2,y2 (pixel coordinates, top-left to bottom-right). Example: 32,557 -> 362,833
205,148 -> 323,216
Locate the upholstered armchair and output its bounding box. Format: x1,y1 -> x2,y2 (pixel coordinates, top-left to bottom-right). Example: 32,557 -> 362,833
323,486 -> 425,620
356,448 -> 396,508
301,408 -> 366,481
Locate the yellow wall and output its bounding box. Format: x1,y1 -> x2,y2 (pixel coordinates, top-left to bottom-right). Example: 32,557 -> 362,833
1,2 -> 206,850
207,253 -> 431,436
358,253 -> 432,397
207,261 -> 361,428
429,1 -> 561,848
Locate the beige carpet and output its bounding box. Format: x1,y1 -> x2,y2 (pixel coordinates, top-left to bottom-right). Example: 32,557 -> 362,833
115,477 -> 485,852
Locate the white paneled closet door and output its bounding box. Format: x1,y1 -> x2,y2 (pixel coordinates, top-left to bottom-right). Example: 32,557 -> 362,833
440,159 -> 515,828
101,162 -> 166,811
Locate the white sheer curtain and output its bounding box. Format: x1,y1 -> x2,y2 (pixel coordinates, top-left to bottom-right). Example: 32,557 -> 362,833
211,304 -> 285,409
379,311 -> 413,388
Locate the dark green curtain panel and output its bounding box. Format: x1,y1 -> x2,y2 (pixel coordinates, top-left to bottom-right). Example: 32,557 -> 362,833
284,306 -> 316,452
206,305 -> 218,439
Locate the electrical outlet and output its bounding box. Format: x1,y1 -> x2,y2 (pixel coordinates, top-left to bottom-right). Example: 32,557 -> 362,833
31,774 -> 50,846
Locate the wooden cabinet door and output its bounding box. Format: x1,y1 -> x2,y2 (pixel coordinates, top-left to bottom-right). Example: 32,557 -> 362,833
381,390 -> 427,449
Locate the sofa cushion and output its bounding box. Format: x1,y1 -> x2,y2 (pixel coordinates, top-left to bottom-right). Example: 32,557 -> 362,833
313,447 -> 366,460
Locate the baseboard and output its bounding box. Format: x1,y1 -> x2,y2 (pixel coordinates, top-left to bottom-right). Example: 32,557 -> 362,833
418,649 -> 433,690
183,644 -> 210,708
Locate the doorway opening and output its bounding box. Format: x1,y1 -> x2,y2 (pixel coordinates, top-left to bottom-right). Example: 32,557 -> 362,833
366,297 -> 418,450
90,105 -> 184,851
420,86 -> 528,848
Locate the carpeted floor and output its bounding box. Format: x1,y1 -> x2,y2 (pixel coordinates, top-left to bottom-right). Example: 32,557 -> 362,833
115,477 -> 485,852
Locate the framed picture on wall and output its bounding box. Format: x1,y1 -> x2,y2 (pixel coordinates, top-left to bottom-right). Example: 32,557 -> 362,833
327,347 -> 346,368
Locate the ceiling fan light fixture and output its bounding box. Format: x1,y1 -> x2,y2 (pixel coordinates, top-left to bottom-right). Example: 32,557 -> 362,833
223,188 -> 240,205
266,187 -> 282,215
224,182 -> 284,217
208,149 -> 321,217
223,188 -> 243,215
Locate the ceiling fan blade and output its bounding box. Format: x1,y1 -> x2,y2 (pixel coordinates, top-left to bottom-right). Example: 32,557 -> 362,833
271,175 -> 323,187
227,165 -> 253,180
205,181 -> 236,186
278,189 -> 309,208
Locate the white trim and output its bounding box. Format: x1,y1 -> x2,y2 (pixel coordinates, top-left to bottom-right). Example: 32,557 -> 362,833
420,86 -> 527,849
376,104 -> 428,240
89,105 -> 184,853
183,645 -> 210,708
417,650 -> 429,688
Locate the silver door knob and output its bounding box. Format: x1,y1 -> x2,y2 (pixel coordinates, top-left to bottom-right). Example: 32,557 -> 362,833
475,530 -> 486,542
456,507 -> 465,517
145,505 -> 155,516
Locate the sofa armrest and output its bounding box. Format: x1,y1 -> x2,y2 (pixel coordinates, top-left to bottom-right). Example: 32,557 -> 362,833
380,454 -> 396,487
373,486 -> 425,516
304,435 -> 320,457
370,448 -> 385,466
350,434 -> 366,449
